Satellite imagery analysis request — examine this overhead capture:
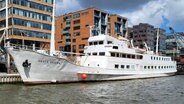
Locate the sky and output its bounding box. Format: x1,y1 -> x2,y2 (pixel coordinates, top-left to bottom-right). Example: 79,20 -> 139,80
56,0 -> 184,33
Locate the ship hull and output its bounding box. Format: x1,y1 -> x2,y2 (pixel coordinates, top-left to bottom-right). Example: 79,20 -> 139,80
6,47 -> 176,85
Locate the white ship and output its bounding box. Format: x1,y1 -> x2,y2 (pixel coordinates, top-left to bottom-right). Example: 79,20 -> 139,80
5,31 -> 177,84
3,0 -> 176,84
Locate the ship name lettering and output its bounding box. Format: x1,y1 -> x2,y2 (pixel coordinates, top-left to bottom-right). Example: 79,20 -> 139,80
38,60 -> 61,64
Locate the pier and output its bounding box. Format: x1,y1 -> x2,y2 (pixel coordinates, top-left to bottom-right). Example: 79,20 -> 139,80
0,73 -> 22,84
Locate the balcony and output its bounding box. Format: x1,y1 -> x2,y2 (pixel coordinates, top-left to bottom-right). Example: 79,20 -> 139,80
65,42 -> 71,45
65,24 -> 71,28
66,18 -> 71,21
62,30 -> 70,34
65,35 -> 71,39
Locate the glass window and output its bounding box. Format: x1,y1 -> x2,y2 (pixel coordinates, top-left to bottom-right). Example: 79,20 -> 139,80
73,20 -> 80,24
93,53 -> 97,56
79,44 -> 85,49
99,41 -> 103,45
89,42 -> 93,45
73,26 -> 80,30
121,65 -> 125,69
126,65 -> 130,69
115,64 -> 119,69
73,13 -> 80,18
99,52 -> 105,56
111,53 -> 115,57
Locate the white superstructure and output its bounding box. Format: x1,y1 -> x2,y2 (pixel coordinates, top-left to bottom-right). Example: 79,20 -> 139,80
80,34 -> 176,75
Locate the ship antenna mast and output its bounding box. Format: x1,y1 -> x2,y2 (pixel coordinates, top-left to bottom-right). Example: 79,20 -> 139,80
156,28 -> 159,55
50,0 -> 56,56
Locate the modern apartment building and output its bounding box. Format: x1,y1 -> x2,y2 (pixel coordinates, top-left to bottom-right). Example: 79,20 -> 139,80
55,8 -> 128,53
0,0 -> 53,49
128,23 -> 166,53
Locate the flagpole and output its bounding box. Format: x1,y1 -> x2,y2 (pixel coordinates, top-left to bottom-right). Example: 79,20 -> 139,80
50,0 -> 56,56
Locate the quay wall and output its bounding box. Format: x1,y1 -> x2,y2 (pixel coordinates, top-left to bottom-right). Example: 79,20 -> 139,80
0,73 -> 22,84
177,63 -> 184,75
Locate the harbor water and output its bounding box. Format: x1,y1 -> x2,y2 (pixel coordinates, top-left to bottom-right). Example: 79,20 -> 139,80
0,75 -> 184,104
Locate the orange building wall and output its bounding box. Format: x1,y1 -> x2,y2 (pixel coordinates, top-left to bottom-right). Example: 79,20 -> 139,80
55,8 -> 128,53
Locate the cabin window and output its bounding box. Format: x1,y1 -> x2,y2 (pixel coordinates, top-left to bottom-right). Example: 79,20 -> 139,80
151,56 -> 153,60
127,54 -> 131,58
151,66 -> 153,69
99,41 -> 103,45
121,65 -> 125,69
113,46 -> 118,49
93,53 -> 97,55
148,66 -> 150,69
132,55 -> 135,59
111,53 -> 115,57
94,42 -> 97,45
126,65 -> 130,69
87,53 -> 91,55
144,66 -> 146,69
115,64 -> 119,69
107,41 -> 112,44
99,52 -> 105,56
122,54 -> 126,58
117,53 -> 119,57
137,55 -> 143,59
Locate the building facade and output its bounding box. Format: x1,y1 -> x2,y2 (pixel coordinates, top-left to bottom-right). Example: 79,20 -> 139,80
55,8 -> 128,53
0,0 -> 53,49
128,23 -> 166,53
165,32 -> 184,60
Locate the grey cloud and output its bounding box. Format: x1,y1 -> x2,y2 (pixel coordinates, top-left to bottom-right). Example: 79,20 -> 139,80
78,0 -> 153,13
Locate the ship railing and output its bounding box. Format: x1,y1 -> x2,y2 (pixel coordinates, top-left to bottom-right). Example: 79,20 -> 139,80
54,51 -> 85,65
9,43 -> 49,54
8,43 -> 86,65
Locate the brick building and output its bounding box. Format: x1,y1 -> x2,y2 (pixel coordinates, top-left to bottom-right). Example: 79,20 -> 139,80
55,8 -> 128,53
128,23 -> 166,53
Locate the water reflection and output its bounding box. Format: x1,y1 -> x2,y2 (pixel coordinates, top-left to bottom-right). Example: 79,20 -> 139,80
0,76 -> 184,104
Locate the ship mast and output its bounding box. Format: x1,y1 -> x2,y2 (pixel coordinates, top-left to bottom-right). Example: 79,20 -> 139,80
156,28 -> 159,55
50,0 -> 56,56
